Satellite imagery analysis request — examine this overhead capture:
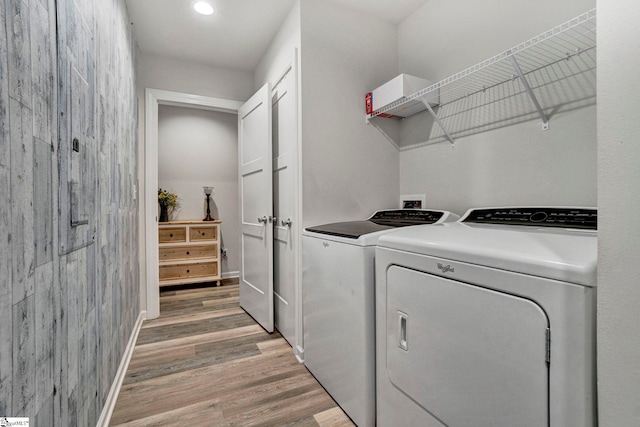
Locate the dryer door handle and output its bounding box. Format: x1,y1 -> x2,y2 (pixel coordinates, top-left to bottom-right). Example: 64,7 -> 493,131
397,311 -> 409,351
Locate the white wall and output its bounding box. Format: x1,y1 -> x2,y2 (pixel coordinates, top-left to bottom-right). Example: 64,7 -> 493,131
399,106 -> 596,214
254,1 -> 301,90
300,0 -> 400,226
158,105 -> 240,276
255,0 -> 402,227
597,0 -> 640,424
399,1 -> 596,81
138,52 -> 255,101
396,0 -> 597,216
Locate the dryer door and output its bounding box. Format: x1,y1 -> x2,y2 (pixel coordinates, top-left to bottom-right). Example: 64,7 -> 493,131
386,265 -> 549,427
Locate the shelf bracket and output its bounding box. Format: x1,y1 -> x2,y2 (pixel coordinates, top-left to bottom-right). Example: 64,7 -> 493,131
509,54 -> 549,130
367,115 -> 400,150
419,96 -> 455,146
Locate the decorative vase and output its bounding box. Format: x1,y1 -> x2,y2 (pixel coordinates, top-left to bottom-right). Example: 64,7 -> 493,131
159,204 -> 169,222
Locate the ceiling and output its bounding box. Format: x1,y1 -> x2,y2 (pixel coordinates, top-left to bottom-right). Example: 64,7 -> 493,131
125,0 -> 429,71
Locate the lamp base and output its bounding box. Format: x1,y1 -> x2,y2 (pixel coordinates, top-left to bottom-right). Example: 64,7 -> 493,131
203,195 -> 214,221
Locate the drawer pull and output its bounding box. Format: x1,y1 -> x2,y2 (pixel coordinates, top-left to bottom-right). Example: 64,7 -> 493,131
186,269 -> 190,273
186,251 -> 190,255
169,233 -> 173,237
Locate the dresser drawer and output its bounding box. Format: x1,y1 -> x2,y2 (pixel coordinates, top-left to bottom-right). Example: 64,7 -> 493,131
159,244 -> 218,261
159,227 -> 187,243
190,226 -> 218,241
159,261 -> 219,281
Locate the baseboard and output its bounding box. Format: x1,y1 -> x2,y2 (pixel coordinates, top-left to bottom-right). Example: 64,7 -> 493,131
295,345 -> 304,364
96,310 -> 146,427
221,271 -> 239,279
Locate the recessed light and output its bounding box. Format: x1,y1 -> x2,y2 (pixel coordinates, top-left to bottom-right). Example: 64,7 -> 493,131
192,1 -> 214,16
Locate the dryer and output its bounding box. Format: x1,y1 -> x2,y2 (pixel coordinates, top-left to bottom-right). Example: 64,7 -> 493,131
303,209 -> 459,427
375,207 -> 597,427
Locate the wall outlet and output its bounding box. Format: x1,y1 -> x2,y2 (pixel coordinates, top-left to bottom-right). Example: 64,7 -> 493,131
221,248 -> 228,260
400,194 -> 426,209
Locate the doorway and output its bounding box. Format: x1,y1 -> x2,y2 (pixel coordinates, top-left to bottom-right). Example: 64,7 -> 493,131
144,51 -> 300,353
157,104 -> 240,279
144,89 -> 243,320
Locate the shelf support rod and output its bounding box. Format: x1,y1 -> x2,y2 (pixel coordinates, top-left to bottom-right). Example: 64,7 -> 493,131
509,54 -> 549,130
420,96 -> 456,146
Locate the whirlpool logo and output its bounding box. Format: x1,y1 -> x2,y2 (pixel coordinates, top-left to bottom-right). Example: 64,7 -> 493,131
437,263 -> 454,274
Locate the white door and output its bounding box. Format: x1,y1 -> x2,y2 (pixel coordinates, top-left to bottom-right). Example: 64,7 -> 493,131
238,83 -> 274,332
272,64 -> 297,346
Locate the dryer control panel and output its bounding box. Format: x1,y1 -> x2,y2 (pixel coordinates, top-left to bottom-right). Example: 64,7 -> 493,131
461,207 -> 597,230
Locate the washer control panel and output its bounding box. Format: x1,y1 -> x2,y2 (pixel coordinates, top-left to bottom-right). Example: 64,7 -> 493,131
462,207 -> 597,230
370,209 -> 444,226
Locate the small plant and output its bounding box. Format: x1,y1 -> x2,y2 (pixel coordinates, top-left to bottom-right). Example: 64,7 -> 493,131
158,188 -> 178,207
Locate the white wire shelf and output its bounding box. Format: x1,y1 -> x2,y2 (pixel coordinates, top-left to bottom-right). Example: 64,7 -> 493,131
368,9 -> 597,147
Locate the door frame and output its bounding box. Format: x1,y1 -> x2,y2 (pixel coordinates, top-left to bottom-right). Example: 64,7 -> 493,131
144,88 -> 243,319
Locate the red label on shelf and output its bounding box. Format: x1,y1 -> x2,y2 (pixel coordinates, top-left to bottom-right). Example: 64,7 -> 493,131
365,92 -> 373,115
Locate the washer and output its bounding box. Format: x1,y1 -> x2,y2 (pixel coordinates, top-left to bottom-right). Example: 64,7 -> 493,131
303,209 -> 459,427
375,207 -> 597,427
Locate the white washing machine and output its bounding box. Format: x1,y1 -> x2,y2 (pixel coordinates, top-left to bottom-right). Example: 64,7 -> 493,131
375,207 -> 597,427
303,209 -> 459,427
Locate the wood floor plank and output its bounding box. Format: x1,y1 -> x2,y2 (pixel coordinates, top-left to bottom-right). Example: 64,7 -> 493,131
256,337 -> 292,353
159,287 -> 238,303
135,312 -> 256,345
159,299 -> 241,318
315,407 -> 356,427
109,284 -> 355,426
200,296 -> 240,306
141,306 -> 244,329
112,352 -> 304,424
225,388 -> 336,427
111,399 -> 225,427
126,333 -> 285,385
133,324 -> 265,356
112,372 -> 317,427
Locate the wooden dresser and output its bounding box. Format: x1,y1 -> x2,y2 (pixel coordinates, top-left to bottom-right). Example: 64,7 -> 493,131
158,220 -> 222,287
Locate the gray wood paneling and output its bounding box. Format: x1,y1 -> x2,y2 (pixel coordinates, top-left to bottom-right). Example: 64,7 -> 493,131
6,0 -> 31,108
9,97 -> 35,304
55,253 -> 69,424
2,0 -> 139,422
30,0 -> 54,142
12,294 -> 35,415
33,136 -> 53,267
0,0 -> 13,417
34,263 -> 54,409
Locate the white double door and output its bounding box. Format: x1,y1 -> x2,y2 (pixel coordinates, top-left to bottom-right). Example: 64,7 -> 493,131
238,63 -> 297,346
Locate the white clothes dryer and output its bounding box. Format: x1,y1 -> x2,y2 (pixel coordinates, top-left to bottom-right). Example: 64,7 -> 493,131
303,209 -> 459,427
375,207 -> 597,427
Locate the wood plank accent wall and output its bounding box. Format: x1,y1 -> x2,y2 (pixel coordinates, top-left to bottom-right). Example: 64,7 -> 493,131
0,0 -> 139,424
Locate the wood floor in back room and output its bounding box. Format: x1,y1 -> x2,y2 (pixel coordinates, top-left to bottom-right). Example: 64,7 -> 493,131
109,281 -> 355,426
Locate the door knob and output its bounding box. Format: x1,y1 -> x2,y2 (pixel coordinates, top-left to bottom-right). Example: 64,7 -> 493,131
281,218 -> 293,227
258,216 -> 268,224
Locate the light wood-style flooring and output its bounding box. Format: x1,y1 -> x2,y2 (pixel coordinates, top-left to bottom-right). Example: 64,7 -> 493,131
109,282 -> 355,426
